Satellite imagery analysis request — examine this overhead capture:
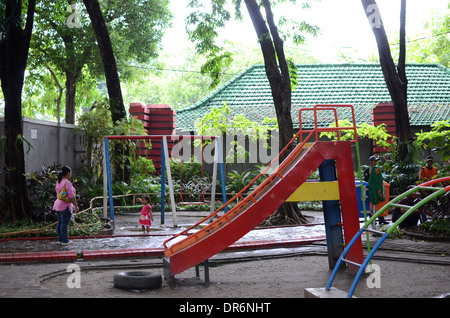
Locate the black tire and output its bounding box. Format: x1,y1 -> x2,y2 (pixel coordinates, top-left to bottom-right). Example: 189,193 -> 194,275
113,271 -> 162,290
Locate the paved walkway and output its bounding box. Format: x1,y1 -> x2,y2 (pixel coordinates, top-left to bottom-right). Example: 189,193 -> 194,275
1,211 -> 449,298
0,211 -> 327,261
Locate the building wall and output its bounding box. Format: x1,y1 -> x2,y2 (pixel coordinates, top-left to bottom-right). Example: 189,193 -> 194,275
0,117 -> 84,184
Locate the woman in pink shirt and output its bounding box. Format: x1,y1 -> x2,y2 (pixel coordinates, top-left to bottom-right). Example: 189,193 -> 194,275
52,166 -> 79,245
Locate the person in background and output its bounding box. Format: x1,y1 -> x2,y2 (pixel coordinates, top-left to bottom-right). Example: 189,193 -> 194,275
419,156 -> 438,183
137,196 -> 153,235
53,166 -> 79,245
364,156 -> 388,226
364,156 -> 379,183
392,185 -> 423,228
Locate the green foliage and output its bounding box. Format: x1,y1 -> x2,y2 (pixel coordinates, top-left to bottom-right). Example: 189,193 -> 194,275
0,211 -> 103,238
380,160 -> 422,195
26,163 -> 61,221
76,100 -> 112,175
224,164 -> 273,196
226,169 -> 254,194
386,226 -> 405,239
415,120 -> 450,162
419,218 -> 450,235
76,98 -> 153,183
186,0 -> 320,90
200,52 -> 234,89
388,139 -> 419,166
286,58 -> 299,91
385,5 -> 450,67
195,102 -> 278,162
429,8 -> 450,67
358,123 -> 392,148
75,165 -> 104,204
185,0 -> 234,90
320,119 -> 392,148
171,158 -> 203,184
1,162 -> 104,236
22,0 -> 172,121
415,120 -> 450,178
195,102 -> 231,137
0,219 -> 55,238
278,13 -> 320,45
170,157 -> 210,203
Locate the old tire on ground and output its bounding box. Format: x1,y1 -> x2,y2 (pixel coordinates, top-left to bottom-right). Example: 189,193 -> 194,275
114,271 -> 162,290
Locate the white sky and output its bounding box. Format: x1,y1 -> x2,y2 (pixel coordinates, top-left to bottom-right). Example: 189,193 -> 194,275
163,0 -> 450,63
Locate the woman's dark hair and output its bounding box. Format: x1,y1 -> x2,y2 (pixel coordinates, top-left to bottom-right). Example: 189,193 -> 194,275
58,166 -> 72,183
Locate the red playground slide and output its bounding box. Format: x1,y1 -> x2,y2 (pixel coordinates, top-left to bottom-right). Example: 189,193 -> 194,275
163,139 -> 363,281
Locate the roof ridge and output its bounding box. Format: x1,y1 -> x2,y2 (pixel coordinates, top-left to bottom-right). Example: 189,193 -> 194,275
178,63 -> 450,113
177,65 -> 258,114
176,62 -> 450,131
434,63 -> 450,75
290,62 -> 449,67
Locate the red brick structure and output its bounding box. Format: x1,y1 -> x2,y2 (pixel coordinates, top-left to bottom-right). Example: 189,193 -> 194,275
371,102 -> 396,153
129,103 -> 176,174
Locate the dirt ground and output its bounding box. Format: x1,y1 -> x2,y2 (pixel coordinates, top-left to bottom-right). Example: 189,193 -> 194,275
3,211 -> 449,303
41,252 -> 450,299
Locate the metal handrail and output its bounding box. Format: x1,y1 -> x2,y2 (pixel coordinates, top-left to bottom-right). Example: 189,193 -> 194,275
299,104 -> 358,143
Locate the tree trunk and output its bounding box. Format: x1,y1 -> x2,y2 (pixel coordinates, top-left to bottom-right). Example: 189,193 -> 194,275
0,0 -> 36,220
361,0 -> 411,160
65,70 -> 77,124
245,0 -> 306,225
82,0 -> 126,123
45,66 -> 63,124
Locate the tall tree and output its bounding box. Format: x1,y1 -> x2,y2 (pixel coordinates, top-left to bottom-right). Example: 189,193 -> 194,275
245,0 -> 318,225
0,0 -> 36,219
28,0 -> 171,123
30,0 -> 95,124
187,0 -> 319,225
245,0 -> 294,159
361,0 -> 412,160
83,0 -> 126,123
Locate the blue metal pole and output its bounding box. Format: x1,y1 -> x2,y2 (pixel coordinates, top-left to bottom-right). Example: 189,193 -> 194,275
347,233 -> 389,298
326,227 -> 364,290
217,137 -> 228,212
160,141 -> 166,225
319,159 -> 344,269
104,138 -> 115,229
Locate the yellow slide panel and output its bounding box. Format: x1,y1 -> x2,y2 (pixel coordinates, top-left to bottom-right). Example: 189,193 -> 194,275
286,181 -> 340,202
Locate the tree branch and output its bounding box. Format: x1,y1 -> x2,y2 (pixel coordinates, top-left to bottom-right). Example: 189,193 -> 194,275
262,0 -> 289,85
397,0 -> 408,99
244,0 -> 279,78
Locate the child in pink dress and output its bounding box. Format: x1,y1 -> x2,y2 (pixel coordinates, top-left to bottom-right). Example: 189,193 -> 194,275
137,196 -> 153,234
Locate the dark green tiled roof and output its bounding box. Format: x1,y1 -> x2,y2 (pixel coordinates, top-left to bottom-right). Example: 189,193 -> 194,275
176,63 -> 450,131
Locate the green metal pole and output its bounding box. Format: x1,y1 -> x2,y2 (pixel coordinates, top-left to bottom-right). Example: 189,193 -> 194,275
354,141 -> 371,254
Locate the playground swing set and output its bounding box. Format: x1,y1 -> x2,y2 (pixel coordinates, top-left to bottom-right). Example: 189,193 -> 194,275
102,104 -> 450,298
176,137 -> 208,206
102,135 -> 228,228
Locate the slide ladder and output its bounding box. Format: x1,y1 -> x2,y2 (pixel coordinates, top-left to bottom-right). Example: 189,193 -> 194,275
326,176 -> 450,298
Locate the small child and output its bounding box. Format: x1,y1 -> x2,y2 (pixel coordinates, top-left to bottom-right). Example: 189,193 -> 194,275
137,196 -> 153,234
